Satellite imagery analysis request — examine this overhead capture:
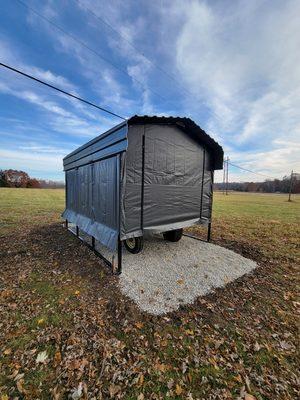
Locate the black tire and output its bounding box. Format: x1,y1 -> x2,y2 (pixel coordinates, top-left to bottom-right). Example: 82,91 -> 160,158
124,236 -> 144,254
163,228 -> 183,242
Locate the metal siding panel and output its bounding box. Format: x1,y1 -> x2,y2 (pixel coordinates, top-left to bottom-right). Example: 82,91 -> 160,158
63,122 -> 127,162
64,126 -> 127,167
62,155 -> 120,250
64,139 -> 127,170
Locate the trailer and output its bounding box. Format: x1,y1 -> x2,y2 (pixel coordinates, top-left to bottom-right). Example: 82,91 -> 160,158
62,115 -> 223,274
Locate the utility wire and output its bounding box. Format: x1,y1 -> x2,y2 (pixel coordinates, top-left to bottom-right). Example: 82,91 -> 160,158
16,0 -> 226,124
0,62 -> 126,120
15,0 -> 168,104
76,0 -> 225,123
74,0 -> 193,97
228,161 -> 277,180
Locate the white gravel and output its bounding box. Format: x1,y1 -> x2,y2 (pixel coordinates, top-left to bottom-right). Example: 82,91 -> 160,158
119,235 -> 257,315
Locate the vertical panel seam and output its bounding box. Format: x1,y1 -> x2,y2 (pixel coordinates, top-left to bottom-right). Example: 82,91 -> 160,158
140,125 -> 145,231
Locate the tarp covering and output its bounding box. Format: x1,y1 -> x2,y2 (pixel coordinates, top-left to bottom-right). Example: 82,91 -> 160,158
128,115 -> 223,170
120,123 -> 213,239
62,115 -> 223,248
62,156 -> 120,250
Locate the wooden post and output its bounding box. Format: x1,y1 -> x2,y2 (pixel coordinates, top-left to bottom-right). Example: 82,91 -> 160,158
225,157 -> 229,195
223,158 -> 226,194
288,170 -> 294,202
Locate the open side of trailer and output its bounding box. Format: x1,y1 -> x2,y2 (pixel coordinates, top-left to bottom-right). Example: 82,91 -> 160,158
62,115 -> 224,274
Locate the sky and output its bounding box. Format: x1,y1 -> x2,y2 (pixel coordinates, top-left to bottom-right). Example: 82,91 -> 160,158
0,0 -> 299,182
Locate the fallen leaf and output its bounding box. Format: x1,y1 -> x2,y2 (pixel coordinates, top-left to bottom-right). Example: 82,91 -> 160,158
14,373 -> 24,381
109,384 -> 121,397
234,374 -> 243,383
135,322 -> 144,329
137,394 -> 144,400
36,350 -> 48,364
138,374 -> 144,386
74,290 -> 80,296
52,386 -> 61,400
254,342 -> 261,352
1,395 -> 9,400
16,379 -> 26,394
37,318 -> 45,325
155,362 -> 168,373
3,348 -> 12,355
71,382 -> 83,400
54,351 -> 62,367
245,394 -> 256,400
167,379 -> 174,389
175,384 -> 183,395
185,329 -> 194,336
279,341 -> 292,350
177,279 -> 184,285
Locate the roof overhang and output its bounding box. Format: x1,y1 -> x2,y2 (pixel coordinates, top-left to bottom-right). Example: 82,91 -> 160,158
128,115 -> 224,170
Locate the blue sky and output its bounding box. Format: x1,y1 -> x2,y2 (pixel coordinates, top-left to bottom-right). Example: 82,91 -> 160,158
0,0 -> 299,182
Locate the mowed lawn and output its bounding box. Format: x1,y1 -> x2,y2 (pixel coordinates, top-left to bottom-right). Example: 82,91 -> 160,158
0,188 -> 299,399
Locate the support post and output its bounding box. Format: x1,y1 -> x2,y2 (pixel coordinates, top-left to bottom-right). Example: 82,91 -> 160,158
76,225 -> 79,237
140,132 -> 145,231
223,159 -> 226,194
207,222 -> 212,242
288,170 -> 293,202
92,236 -> 95,250
65,219 -> 68,229
117,237 -> 122,275
207,170 -> 214,242
225,156 -> 229,195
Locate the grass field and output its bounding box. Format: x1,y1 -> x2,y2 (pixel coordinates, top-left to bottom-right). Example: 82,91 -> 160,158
0,188 -> 299,399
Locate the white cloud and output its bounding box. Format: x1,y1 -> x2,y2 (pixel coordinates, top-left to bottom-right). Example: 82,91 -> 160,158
0,148 -> 62,172
2,0 -> 300,183
169,0 -> 300,179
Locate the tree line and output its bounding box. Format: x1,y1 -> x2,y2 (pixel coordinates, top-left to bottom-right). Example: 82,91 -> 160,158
214,174 -> 300,193
1,169 -> 299,193
0,169 -> 65,189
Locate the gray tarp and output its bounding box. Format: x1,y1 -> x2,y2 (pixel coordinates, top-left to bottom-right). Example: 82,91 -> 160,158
120,124 -> 213,240
62,155 -> 120,250
63,116 -> 221,249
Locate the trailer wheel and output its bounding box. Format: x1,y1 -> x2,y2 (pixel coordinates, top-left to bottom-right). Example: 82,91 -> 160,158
163,228 -> 183,242
124,237 -> 144,254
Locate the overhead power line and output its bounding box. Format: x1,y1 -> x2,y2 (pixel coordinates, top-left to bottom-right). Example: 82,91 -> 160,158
74,0 -> 193,96
228,161 -> 277,180
0,62 -> 126,120
15,0 -> 169,104
73,1 -> 230,124
15,0 -> 226,124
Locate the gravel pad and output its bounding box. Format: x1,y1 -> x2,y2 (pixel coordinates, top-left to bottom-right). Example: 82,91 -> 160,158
119,235 -> 257,315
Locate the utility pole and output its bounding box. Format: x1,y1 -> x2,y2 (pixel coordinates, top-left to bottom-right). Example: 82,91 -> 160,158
225,156 -> 230,195
288,170 -> 294,202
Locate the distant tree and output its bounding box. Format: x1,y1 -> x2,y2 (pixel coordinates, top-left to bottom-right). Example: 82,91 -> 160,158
214,175 -> 300,194
27,178 -> 41,188
3,169 -> 30,188
38,179 -> 65,189
0,170 -> 8,187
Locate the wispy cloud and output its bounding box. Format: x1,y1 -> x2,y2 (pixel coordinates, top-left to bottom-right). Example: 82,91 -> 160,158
0,148 -> 62,172
1,0 -> 300,182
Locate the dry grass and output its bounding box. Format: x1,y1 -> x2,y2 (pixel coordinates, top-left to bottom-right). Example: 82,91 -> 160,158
0,189 -> 299,399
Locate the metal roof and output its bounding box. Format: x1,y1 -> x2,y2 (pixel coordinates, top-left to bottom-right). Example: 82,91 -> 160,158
128,115 -> 224,169
63,115 -> 224,170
